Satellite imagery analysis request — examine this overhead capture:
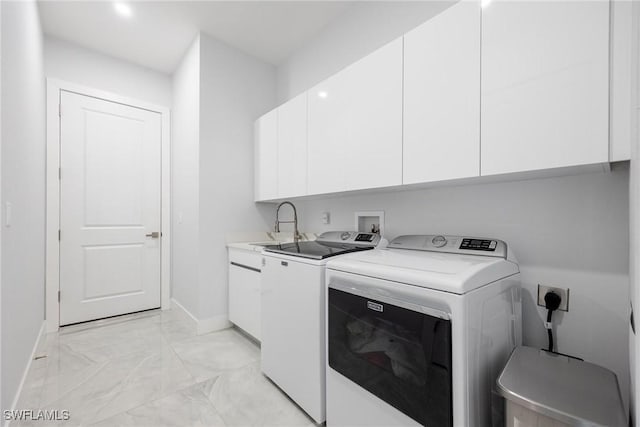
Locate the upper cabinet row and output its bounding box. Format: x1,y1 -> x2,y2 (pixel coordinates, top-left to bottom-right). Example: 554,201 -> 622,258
255,0 -> 625,202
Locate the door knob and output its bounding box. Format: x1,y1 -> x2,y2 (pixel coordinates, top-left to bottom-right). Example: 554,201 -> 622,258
145,231 -> 160,238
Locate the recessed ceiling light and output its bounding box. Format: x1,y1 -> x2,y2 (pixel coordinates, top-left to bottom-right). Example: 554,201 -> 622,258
318,91 -> 328,99
114,2 -> 133,18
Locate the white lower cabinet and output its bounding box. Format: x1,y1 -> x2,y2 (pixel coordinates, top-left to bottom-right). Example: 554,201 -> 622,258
481,0 -> 610,175
228,248 -> 262,341
261,255 -> 325,423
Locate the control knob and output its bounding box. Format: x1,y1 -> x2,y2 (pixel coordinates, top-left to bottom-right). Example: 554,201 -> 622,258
432,235 -> 447,248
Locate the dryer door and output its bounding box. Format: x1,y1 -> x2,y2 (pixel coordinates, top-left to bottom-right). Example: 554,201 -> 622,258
328,286 -> 452,427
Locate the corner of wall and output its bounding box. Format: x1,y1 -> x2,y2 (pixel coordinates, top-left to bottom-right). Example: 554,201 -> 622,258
1,0 -> 47,413
170,32 -> 202,320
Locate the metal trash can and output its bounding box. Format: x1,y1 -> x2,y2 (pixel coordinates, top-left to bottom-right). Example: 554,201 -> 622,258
496,346 -> 626,427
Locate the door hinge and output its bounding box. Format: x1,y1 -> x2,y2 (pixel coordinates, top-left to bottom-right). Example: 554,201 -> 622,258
58,167 -> 61,180
58,229 -> 61,241
58,104 -> 61,118
58,290 -> 60,303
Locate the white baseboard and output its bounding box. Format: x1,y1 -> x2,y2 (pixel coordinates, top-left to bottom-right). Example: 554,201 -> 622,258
170,298 -> 230,335
6,321 -> 46,427
197,314 -> 232,335
170,298 -> 198,326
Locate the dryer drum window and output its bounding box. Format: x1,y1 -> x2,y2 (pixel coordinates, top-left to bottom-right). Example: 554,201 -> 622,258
327,287 -> 453,427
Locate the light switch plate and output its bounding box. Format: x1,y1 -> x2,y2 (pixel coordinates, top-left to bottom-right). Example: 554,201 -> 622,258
537,284 -> 569,312
321,211 -> 330,225
5,202 -> 12,227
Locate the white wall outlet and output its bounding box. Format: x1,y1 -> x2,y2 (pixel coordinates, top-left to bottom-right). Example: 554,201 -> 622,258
321,211 -> 330,225
537,284 -> 570,311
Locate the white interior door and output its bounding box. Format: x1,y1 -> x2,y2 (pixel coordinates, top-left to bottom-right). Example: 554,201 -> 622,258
59,90 -> 162,326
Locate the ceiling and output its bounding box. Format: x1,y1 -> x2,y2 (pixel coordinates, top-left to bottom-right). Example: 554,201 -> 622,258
38,1 -> 356,74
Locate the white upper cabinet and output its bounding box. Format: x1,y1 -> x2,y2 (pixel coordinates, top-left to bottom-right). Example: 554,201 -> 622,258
256,0 -> 618,200
481,0 -> 610,176
307,38 -> 403,195
403,1 -> 481,184
277,93 -> 308,198
610,0 -> 633,162
254,110 -> 278,201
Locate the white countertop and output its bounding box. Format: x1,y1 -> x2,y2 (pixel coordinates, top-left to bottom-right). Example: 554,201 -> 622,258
227,241 -> 277,252
226,231 -> 317,252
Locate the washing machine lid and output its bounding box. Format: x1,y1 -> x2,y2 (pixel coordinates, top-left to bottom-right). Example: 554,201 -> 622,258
326,236 -> 519,294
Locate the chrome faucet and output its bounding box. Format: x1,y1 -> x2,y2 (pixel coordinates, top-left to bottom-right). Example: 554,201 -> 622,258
275,201 -> 301,243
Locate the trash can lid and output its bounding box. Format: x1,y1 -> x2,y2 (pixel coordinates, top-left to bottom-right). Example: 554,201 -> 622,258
497,346 -> 626,427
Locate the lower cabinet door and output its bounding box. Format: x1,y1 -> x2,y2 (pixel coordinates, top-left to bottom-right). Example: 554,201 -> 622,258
228,263 -> 261,341
261,255 -> 326,423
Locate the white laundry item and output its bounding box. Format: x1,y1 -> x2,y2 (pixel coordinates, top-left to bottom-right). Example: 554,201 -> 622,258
346,316 -> 375,351
346,316 -> 426,386
387,341 -> 426,386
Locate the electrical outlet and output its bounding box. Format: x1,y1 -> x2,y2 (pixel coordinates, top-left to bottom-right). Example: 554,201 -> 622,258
537,284 -> 570,312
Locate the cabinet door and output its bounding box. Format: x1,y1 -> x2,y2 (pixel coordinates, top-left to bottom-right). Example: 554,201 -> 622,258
610,0 -> 633,161
228,250 -> 262,341
403,1 -> 480,184
481,1 -> 609,175
261,256 -> 325,422
254,110 -> 278,201
278,93 -> 308,198
308,38 -> 403,195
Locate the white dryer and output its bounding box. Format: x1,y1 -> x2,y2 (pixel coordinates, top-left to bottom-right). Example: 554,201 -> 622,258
325,235 -> 522,427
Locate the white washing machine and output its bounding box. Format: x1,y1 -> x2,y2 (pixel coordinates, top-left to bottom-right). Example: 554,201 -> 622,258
261,231 -> 382,424
325,235 -> 522,427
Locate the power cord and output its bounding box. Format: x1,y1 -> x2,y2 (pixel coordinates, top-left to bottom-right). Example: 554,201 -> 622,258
544,291 -> 562,352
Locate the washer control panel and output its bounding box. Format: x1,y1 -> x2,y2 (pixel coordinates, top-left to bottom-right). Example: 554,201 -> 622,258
388,234 -> 507,258
355,233 -> 376,242
316,231 -> 381,247
459,238 -> 497,251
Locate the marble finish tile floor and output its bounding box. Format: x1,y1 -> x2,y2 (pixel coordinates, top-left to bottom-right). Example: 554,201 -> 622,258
12,309 -> 316,427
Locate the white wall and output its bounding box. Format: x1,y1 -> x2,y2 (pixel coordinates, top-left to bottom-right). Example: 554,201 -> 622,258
171,36 -> 201,318
171,32 -> 277,326
198,33 -> 276,324
1,0 -> 46,413
629,113 -> 640,427
291,169 -> 630,410
0,0 -> 4,411
44,36 -> 171,107
629,1 -> 640,423
276,1 -> 453,103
